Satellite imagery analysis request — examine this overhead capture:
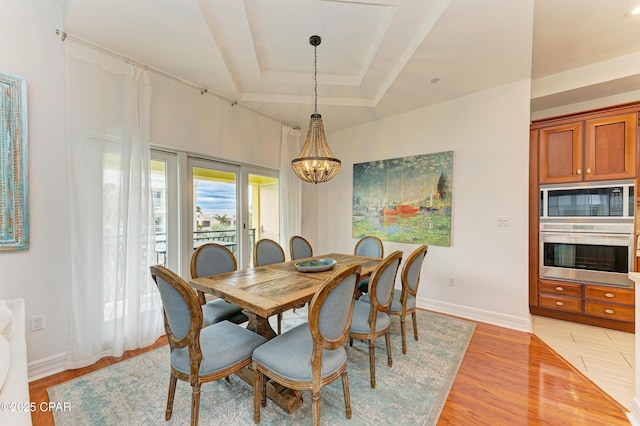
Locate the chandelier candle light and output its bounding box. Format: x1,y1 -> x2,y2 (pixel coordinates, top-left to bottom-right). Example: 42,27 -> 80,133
291,35 -> 341,184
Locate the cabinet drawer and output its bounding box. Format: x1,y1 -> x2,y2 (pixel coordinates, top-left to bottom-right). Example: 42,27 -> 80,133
584,285 -> 634,304
539,280 -> 582,297
539,294 -> 582,313
584,300 -> 635,322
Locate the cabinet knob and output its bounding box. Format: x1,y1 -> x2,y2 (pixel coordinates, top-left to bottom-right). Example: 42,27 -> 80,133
555,286 -> 564,292
555,301 -> 564,306
604,308 -> 615,314
586,168 -> 592,174
576,169 -> 582,175
604,293 -> 614,298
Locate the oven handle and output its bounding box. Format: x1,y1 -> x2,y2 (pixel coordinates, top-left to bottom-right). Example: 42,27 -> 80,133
540,232 -> 634,246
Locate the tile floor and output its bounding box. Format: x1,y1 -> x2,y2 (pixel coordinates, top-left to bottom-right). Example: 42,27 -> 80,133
532,315 -> 635,411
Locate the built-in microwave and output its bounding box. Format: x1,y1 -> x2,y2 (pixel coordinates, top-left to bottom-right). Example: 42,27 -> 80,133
540,181 -> 634,219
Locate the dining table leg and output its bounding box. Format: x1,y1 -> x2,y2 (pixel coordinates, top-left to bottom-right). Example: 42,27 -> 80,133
236,310 -> 304,414
243,310 -> 278,340
236,367 -> 303,414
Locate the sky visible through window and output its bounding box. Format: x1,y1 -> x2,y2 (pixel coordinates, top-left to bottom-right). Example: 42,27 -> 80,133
196,180 -> 236,217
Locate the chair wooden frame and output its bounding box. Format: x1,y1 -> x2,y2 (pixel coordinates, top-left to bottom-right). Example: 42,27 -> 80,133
253,264 -> 361,426
289,235 -> 313,260
253,238 -> 286,334
390,245 -> 428,354
150,265 -> 259,426
349,250 -> 402,388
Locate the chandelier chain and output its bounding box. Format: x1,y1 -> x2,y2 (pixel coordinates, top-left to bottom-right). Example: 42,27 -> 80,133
313,43 -> 318,113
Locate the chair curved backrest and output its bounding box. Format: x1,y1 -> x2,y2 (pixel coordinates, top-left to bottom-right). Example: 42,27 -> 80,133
191,243 -> 237,278
399,245 -> 428,309
190,243 -> 237,305
367,251 -> 403,315
354,236 -> 384,258
290,235 -> 313,260
310,264 -> 361,351
150,265 -> 202,359
254,238 -> 285,266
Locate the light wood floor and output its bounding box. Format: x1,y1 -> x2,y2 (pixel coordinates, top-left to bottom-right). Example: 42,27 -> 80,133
29,316 -> 631,425
532,315 -> 635,411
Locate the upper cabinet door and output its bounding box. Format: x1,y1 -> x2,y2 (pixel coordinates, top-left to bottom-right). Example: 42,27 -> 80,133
584,113 -> 637,182
539,122 -> 583,184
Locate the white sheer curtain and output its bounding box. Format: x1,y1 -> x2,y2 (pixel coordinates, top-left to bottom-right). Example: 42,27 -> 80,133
279,124 -> 302,257
65,44 -> 164,368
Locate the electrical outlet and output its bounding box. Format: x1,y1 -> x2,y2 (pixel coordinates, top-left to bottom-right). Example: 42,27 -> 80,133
497,216 -> 510,227
31,314 -> 45,332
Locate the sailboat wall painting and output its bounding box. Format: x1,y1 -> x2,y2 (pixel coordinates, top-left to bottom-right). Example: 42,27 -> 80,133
352,150 -> 453,246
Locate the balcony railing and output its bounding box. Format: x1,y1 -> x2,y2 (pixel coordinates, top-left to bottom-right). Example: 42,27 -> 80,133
154,228 -> 256,266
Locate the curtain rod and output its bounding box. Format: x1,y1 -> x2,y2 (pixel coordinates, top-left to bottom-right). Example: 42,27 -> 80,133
55,29 -> 300,130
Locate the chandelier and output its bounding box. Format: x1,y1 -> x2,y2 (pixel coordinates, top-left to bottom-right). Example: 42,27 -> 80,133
291,35 -> 341,184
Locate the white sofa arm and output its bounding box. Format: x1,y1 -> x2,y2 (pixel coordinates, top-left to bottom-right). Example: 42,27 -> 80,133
0,299 -> 32,426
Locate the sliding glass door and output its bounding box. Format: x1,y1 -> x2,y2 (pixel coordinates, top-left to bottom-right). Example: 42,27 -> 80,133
187,158 -> 279,270
152,150 -> 279,274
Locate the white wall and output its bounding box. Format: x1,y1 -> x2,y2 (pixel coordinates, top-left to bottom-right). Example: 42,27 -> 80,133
0,0 -> 70,373
149,74 -> 280,169
0,0 -> 281,379
309,81 -> 533,331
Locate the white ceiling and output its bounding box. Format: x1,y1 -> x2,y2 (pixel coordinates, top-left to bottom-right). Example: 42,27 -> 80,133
56,0 -> 640,132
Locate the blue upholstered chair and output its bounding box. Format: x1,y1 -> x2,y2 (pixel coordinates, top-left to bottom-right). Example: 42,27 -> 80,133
390,245 -> 428,354
289,235 -> 313,260
353,236 -> 384,296
361,245 -> 428,354
253,238 -> 286,266
349,250 -> 402,388
252,264 -> 361,426
150,265 -> 266,426
190,243 -> 246,326
253,238 -> 286,334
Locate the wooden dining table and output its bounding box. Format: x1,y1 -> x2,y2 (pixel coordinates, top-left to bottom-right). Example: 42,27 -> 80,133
189,252 -> 382,413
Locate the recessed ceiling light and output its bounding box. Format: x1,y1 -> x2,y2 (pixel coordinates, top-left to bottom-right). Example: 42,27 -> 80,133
625,4 -> 640,16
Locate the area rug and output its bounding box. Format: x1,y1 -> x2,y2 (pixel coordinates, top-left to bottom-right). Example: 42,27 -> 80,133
48,309 -> 475,425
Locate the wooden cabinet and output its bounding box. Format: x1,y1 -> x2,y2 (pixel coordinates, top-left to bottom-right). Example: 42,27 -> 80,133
539,122 -> 583,184
538,280 -> 582,313
534,279 -> 635,330
530,102 -> 640,333
584,284 -> 635,322
539,294 -> 582,313
539,112 -> 637,184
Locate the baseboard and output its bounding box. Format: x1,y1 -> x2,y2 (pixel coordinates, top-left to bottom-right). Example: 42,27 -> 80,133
419,297 -> 532,333
28,352 -> 67,382
629,397 -> 640,425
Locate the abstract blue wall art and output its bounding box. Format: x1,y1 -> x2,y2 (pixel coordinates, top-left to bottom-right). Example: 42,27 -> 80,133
0,71 -> 29,251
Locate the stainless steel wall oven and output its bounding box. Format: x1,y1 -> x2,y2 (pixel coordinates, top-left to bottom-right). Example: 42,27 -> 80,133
539,181 -> 635,288
539,221 -> 634,288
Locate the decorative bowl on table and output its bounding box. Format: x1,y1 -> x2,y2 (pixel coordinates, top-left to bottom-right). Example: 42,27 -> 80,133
295,258 -> 337,273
